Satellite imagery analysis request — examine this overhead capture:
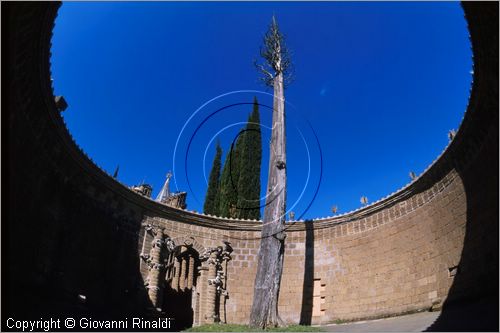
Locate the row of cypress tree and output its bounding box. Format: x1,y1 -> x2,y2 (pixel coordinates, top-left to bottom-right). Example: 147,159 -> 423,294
203,97 -> 262,220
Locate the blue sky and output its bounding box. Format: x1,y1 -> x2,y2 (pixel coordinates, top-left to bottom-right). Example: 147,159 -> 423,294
51,2 -> 472,220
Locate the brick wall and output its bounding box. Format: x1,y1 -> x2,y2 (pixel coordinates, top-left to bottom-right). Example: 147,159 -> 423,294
134,166 -> 470,325
4,1 -> 497,330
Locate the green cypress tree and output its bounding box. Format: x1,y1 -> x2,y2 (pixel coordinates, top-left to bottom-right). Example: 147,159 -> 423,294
218,135 -> 244,218
203,142 -> 222,215
237,97 -> 262,220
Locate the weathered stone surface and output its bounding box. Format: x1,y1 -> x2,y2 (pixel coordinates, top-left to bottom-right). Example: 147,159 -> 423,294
3,2 -> 498,331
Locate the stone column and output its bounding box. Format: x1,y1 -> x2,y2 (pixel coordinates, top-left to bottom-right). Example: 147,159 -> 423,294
220,242 -> 233,323
219,258 -> 228,323
192,285 -> 199,326
164,238 -> 176,283
179,256 -> 187,291
139,226 -> 148,272
147,228 -> 164,308
206,250 -> 219,323
197,265 -> 208,325
165,252 -> 172,281
187,255 -> 195,290
173,257 -> 181,292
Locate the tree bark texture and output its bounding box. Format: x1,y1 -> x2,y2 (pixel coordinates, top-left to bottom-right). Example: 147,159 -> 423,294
249,71 -> 287,328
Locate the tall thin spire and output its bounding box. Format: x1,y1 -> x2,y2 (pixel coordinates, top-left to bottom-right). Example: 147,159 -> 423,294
156,171 -> 172,202
113,165 -> 119,178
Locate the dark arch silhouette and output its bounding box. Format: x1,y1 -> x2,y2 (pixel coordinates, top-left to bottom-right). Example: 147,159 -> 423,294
2,2 -> 497,331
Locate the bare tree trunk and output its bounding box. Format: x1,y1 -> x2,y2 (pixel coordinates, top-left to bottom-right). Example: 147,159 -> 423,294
249,70 -> 287,328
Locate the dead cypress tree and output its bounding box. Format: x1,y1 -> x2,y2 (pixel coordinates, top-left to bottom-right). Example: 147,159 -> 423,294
203,142 -> 223,216
249,16 -> 293,328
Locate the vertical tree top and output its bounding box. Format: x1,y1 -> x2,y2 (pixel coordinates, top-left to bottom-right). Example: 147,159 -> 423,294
255,16 -> 294,88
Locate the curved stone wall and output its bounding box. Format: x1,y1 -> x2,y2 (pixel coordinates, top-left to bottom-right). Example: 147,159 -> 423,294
4,2 -> 497,331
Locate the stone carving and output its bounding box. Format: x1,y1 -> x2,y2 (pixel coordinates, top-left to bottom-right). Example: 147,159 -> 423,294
199,243 -> 233,324
148,286 -> 160,292
141,225 -> 178,309
152,263 -> 164,270
140,229 -> 234,324
208,271 -> 223,287
143,223 -> 153,232
7,2 -> 498,329
165,237 -> 176,252
130,183 -> 152,198
154,238 -> 164,248
221,241 -> 233,261
201,246 -> 222,261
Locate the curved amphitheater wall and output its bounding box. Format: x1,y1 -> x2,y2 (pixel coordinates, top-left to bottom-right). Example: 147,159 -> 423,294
4,1 -> 498,328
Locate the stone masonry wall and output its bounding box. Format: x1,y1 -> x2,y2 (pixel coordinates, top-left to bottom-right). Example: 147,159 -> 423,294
136,167 -> 468,325
4,1 -> 497,330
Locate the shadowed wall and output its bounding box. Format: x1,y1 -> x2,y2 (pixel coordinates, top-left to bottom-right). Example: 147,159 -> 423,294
3,2 -> 497,330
